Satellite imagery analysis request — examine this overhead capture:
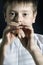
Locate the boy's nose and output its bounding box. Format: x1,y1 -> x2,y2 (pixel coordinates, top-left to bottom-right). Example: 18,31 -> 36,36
17,14 -> 22,22
13,14 -> 23,24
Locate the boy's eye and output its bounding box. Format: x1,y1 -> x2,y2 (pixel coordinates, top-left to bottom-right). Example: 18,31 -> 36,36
9,11 -> 18,20
9,12 -> 15,20
23,13 -> 28,17
9,12 -> 18,17
9,12 -> 15,17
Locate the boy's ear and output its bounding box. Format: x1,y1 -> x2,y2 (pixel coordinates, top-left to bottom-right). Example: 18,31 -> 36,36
33,11 -> 37,23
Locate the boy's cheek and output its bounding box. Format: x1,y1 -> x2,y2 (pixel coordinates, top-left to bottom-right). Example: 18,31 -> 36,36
23,19 -> 33,26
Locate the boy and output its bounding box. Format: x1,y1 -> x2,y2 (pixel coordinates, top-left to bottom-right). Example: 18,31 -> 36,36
0,0 -> 43,65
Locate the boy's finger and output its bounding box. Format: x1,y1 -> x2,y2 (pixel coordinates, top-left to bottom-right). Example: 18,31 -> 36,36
7,22 -> 19,27
3,26 -> 19,36
18,29 -> 25,39
6,32 -> 16,43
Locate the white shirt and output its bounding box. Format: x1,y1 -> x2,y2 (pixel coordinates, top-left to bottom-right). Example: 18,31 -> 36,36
0,34 -> 43,65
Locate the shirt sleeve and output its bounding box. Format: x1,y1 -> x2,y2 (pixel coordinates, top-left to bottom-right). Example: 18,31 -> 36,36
35,34 -> 43,55
0,38 -> 2,44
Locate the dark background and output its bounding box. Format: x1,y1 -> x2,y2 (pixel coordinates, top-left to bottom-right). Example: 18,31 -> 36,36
0,0 -> 43,38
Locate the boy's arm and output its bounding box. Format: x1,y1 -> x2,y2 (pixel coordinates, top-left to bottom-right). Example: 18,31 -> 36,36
30,47 -> 43,65
29,42 -> 43,65
27,29 -> 43,65
19,26 -> 43,65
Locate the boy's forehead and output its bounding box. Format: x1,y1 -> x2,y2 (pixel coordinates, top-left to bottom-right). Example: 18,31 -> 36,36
7,2 -> 33,12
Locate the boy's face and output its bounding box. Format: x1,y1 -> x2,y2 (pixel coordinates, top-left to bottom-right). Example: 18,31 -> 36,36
5,2 -> 37,27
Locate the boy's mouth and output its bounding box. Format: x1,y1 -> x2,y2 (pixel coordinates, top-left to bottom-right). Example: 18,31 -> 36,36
8,22 -> 27,29
7,22 -> 31,36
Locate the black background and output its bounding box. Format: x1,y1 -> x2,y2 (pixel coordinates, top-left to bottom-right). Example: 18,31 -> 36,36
0,0 -> 43,38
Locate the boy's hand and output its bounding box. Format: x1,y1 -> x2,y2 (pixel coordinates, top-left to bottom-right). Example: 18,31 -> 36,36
2,26 -> 18,45
19,25 -> 43,65
18,25 -> 40,53
2,25 -> 39,53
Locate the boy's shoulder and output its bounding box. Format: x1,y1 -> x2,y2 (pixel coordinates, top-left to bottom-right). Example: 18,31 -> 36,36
34,33 -> 43,43
34,33 -> 43,54
35,33 -> 43,37
34,33 -> 43,41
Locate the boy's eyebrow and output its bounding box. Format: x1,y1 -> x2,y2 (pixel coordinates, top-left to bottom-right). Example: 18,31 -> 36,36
10,10 -> 17,13
20,10 -> 29,12
10,10 -> 29,12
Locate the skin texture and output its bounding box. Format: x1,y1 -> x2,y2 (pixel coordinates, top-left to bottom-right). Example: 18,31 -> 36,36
0,2 -> 43,65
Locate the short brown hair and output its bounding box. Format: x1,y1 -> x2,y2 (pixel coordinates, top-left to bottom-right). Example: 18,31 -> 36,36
3,0 -> 38,13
